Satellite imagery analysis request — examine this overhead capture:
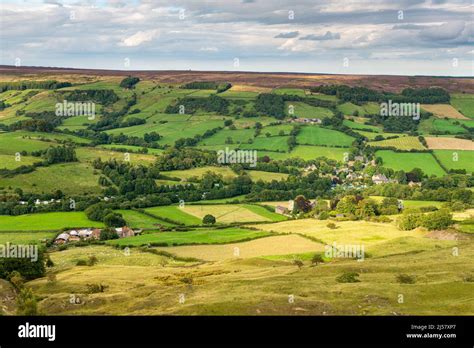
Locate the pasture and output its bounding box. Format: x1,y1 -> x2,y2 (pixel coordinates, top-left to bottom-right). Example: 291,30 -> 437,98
375,150 -> 446,176
450,93 -> 474,119
107,228 -> 271,247
369,136 -> 425,150
0,212 -> 103,231
144,206 -> 202,225
181,204 -> 285,223
296,126 -> 354,147
290,145 -> 348,161
432,150 -> 474,173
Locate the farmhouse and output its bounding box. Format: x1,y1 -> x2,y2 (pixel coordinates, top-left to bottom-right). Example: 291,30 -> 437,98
54,226 -> 139,244
371,174 -> 389,185
275,206 -> 289,215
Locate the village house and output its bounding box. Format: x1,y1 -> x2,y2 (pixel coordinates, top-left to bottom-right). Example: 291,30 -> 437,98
371,174 -> 390,185
55,233 -> 69,245
54,226 -> 140,245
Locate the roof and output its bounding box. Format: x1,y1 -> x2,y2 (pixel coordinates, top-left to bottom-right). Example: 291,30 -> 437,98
56,233 -> 69,240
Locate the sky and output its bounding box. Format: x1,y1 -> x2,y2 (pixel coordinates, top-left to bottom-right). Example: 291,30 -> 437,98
0,0 -> 473,76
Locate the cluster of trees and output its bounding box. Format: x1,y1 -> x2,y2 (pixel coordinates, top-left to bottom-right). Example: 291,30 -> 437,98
165,95 -> 229,114
33,145 -> 77,164
119,76 -> 140,89
182,81 -> 232,93
312,85 -> 450,104
0,80 -> 71,92
64,89 -> 119,106
88,94 -> 137,131
255,94 -> 285,119
398,209 -> 453,230
329,195 -> 401,220
154,148 -> 217,171
85,202 -> 127,227
8,111 -> 64,132
0,248 -> 46,280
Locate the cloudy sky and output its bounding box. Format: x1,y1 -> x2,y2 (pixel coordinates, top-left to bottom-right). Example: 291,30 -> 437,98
0,0 -> 473,76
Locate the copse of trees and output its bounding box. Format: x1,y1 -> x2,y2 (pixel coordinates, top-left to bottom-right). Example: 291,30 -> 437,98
41,145 -> 77,164
0,248 -> 46,281
63,89 -> 119,106
120,76 -> 140,89
182,81 -> 232,93
0,80 -> 71,92
255,94 -> 285,119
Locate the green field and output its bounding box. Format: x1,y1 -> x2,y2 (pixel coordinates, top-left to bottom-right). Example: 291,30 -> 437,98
107,227 -> 272,247
0,154 -> 39,169
450,93 -> 474,119
0,231 -> 56,245
290,145 -> 348,161
376,150 -> 446,176
337,102 -> 379,116
144,206 -> 202,225
433,150 -> 474,173
343,119 -> 381,132
0,162 -> 101,194
240,135 -> 290,152
274,88 -> 307,97
0,212 -> 103,231
369,196 -> 444,209
286,102 -> 333,118
161,166 -> 237,181
419,118 -> 471,134
245,170 -> 289,182
296,126 -> 354,147
115,210 -> 175,228
199,128 -> 255,146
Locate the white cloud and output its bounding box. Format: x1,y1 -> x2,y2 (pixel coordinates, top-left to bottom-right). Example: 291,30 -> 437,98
119,30 -> 159,47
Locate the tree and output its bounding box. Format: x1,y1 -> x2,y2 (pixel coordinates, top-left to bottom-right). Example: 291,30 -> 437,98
103,213 -> 126,228
421,209 -> 453,230
293,195 -> 312,213
100,227 -> 119,241
85,203 -> 112,222
202,214 -> 216,225
16,288 -> 38,315
0,249 -> 46,280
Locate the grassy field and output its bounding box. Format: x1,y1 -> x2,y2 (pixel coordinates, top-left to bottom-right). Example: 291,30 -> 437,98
376,150 -> 446,176
290,145 -> 348,161
161,166 -> 237,181
432,150 -> 474,173
144,206 -> 202,225
107,228 -> 272,247
369,196 -> 444,209
0,162 -> 102,194
296,126 -> 354,147
75,147 -> 156,164
343,119 -> 381,132
419,118 -> 470,135
240,135 -> 290,152
450,93 -> 474,119
181,204 -> 283,223
245,170 -> 289,182
0,231 -> 56,244
274,88 -> 307,97
285,102 -> 333,118
337,102 -> 379,116
369,136 -> 425,150
0,154 -> 39,169
155,234 -> 325,261
115,210 -> 175,228
0,212 -> 103,231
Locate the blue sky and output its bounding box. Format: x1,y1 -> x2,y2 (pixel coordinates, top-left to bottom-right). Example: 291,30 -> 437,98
0,0 -> 473,76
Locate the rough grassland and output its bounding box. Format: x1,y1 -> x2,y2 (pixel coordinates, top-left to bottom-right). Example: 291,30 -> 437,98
375,150 -> 445,177
115,210 -> 175,228
155,234 -> 325,261
107,228 -> 271,247
0,231 -> 56,244
161,166 -> 237,181
245,170 -> 289,182
421,104 -> 469,120
0,212 -> 103,231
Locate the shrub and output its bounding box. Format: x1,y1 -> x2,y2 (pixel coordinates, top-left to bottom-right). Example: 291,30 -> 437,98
103,212 -> 126,228
318,211 -> 330,220
326,222 -> 337,229
397,212 -> 423,230
396,274 -> 416,284
293,259 -> 304,269
202,214 -> 216,225
421,209 -> 453,231
76,259 -> 88,266
16,288 -> 38,315
311,254 -> 324,265
87,255 -> 99,266
336,272 -> 360,283
86,283 -> 108,294
100,228 -> 119,241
